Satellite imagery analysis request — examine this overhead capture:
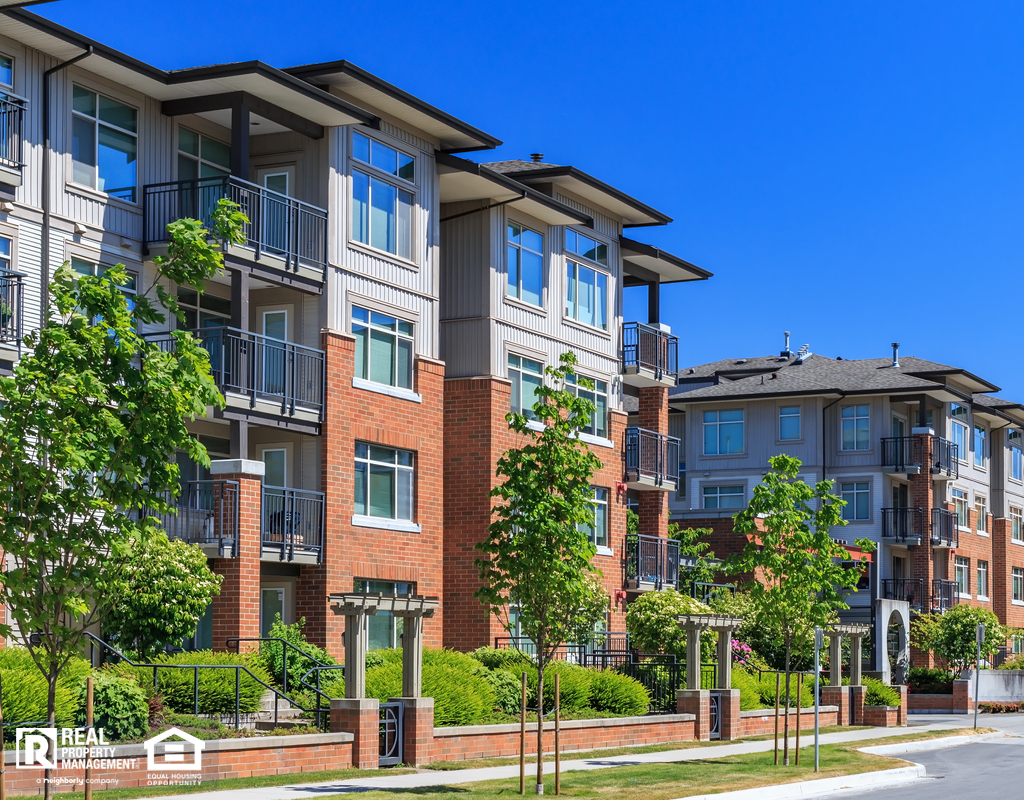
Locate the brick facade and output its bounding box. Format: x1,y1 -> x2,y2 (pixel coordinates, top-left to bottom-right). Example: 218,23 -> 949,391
733,706 -> 839,738
210,473 -> 262,651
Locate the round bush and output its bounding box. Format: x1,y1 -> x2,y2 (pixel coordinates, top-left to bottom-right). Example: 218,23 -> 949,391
0,647 -> 89,734
527,662 -> 592,713
864,677 -> 901,707
75,673 -> 149,741
365,661 -> 496,726
482,668 -> 522,715
588,670 -> 649,715
470,646 -> 533,671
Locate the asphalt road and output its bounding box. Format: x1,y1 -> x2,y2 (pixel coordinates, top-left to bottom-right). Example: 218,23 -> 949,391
835,714 -> 1024,800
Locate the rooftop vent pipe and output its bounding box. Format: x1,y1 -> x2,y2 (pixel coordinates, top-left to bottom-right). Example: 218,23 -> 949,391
892,342 -> 900,368
781,331 -> 793,358
530,153 -> 544,162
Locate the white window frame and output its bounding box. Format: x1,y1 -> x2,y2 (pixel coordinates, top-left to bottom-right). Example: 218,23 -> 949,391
564,258 -> 609,331
950,404 -> 969,463
508,353 -> 544,420
975,493 -> 988,534
177,125 -> 230,180
840,404 -> 871,451
840,481 -> 870,522
1013,443 -> 1024,483
506,220 -> 545,307
349,130 -> 416,262
580,487 -> 610,551
955,555 -> 970,598
71,84 -> 138,203
702,409 -> 745,456
703,485 -> 744,510
1012,506 -> 1024,544
974,424 -> 987,469
779,404 -> 801,442
566,372 -> 608,439
977,559 -> 989,600
353,442 -> 415,524
1013,567 -> 1024,603
952,487 -> 970,530
351,304 -> 415,391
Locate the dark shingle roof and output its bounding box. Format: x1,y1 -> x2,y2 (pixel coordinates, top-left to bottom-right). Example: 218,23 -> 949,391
483,159 -> 561,174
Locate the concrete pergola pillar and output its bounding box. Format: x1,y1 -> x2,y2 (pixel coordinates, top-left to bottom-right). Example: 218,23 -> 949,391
675,613 -> 745,742
828,632 -> 843,689
849,634 -> 865,687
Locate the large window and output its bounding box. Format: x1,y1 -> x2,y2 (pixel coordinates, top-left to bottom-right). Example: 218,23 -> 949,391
354,443 -> 414,522
955,555 -> 969,596
1014,567 -> 1024,603
507,222 -> 543,306
351,132 -> 414,260
1013,506 -> 1024,543
566,373 -> 608,438
352,305 -> 414,390
952,487 -> 969,528
779,405 -> 801,441
950,404 -> 968,461
355,579 -> 414,650
579,487 -> 609,548
975,494 -> 988,534
841,404 -> 870,451
703,485 -> 744,510
703,409 -> 744,455
840,481 -> 870,521
977,560 -> 988,599
565,229 -> 608,266
72,86 -> 137,202
176,287 -> 230,331
509,354 -> 543,419
974,424 -> 987,468
178,127 -> 230,180
1012,430 -> 1023,482
71,257 -> 136,318
565,260 -> 607,330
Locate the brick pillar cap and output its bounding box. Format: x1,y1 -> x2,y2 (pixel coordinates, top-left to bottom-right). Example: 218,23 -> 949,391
209,459 -> 265,478
912,427 -> 935,435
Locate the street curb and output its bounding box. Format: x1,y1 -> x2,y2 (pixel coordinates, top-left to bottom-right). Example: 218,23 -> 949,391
666,765 -> 926,800
859,731 -> 1004,756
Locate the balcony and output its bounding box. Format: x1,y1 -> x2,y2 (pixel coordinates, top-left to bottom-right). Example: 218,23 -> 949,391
930,579 -> 959,613
624,427 -> 680,491
931,437 -> 959,479
622,322 -> 678,387
625,534 -> 680,591
149,327 -> 325,426
151,480 -> 240,558
143,176 -> 328,289
0,268 -> 24,351
881,507 -> 924,545
881,578 -> 924,611
930,507 -> 958,548
0,94 -> 26,188
261,485 -> 324,563
881,435 -> 958,480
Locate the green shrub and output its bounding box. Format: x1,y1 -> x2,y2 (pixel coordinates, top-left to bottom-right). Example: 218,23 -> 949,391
257,617 -> 336,688
746,670 -> 814,708
75,673 -> 149,741
731,668 -> 767,710
864,677 -> 901,707
364,661 -> 495,727
0,648 -> 90,734
470,646 -> 533,671
588,670 -> 649,716
998,653 -> 1024,671
526,662 -> 591,713
907,667 -> 953,693
111,650 -> 270,715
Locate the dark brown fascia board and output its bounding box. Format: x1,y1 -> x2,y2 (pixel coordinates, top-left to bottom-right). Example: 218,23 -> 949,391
620,236 -> 713,280
906,368 -> 1001,394
285,60 -> 502,153
500,165 -> 672,227
162,92 -> 325,140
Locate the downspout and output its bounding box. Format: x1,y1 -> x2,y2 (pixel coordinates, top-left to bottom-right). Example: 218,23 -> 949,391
40,46 -> 93,326
821,393 -> 844,484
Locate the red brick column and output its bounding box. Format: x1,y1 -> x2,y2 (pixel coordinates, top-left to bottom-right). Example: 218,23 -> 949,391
331,698 -> 380,769
897,685 -> 908,726
391,696 -> 435,766
953,679 -> 973,713
637,386 -> 669,538
677,689 -> 710,740
719,689 -> 741,740
849,684 -> 866,726
911,429 -> 936,667
821,685 -> 849,726
209,463 -> 263,652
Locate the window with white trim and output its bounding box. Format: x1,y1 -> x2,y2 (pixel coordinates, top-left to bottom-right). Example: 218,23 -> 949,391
841,404 -> 870,451
840,481 -> 870,521
354,443 -> 414,522
352,305 -> 414,390
1014,567 -> 1024,603
952,487 -> 969,528
950,404 -> 968,461
566,372 -> 607,438
509,354 -> 543,419
355,578 -> 414,650
974,424 -> 987,468
1011,430 -> 1023,481
975,494 -> 988,533
1012,506 -> 1024,543
72,85 -> 137,202
703,485 -> 744,510
703,409 -> 744,455
1014,632 -> 1024,654
565,259 -> 608,330
565,229 -> 608,266
507,222 -> 543,307
779,405 -> 801,441
977,559 -> 988,598
351,131 -> 414,260
579,487 -> 609,548
955,555 -> 969,596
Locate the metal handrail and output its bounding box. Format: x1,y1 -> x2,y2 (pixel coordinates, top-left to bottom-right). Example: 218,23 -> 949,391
881,577 -> 925,610
0,267 -> 24,346
261,485 -> 325,562
881,507 -> 924,542
0,93 -> 26,171
148,479 -> 239,557
930,578 -> 959,613
625,533 -> 681,590
931,507 -> 958,547
624,426 -> 680,488
690,582 -> 736,602
622,322 -> 678,381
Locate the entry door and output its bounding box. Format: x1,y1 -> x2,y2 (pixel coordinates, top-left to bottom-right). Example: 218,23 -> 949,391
262,310 -> 288,396
892,416 -> 906,438
262,448 -> 288,547
258,168 -> 294,255
260,588 -> 284,637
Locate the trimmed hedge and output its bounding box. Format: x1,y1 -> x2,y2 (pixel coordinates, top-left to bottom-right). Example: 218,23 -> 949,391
470,646 -> 533,671
364,661 -> 496,726
733,667 -> 814,710
75,673 -> 149,741
588,670 -> 649,716
0,647 -> 90,734
907,667 -> 953,694
864,676 -> 901,707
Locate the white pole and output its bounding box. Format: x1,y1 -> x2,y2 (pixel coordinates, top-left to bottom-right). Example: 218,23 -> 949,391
814,626 -> 822,773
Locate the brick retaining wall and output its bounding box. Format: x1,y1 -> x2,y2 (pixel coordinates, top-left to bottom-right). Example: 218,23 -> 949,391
734,706 -> 838,738
907,693 -> 955,713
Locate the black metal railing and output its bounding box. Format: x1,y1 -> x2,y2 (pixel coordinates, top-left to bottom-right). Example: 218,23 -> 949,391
622,322 -> 678,382
624,427 -> 680,488
689,582 -> 736,603
881,507 -> 924,542
931,507 -> 957,547
881,578 -> 925,610
0,268 -> 24,345
261,485 -> 325,562
0,94 -> 26,172
143,175 -> 328,275
881,436 -> 921,472
150,480 -> 239,554
931,437 -> 959,478
625,533 -> 680,590
149,327 -> 325,419
494,633 -> 632,666
931,579 -> 959,613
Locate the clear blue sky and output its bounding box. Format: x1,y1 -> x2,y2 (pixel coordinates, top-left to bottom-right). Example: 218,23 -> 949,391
35,1 -> 1024,397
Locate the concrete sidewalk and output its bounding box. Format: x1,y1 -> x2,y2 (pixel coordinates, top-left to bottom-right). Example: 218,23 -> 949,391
142,721 -> 970,800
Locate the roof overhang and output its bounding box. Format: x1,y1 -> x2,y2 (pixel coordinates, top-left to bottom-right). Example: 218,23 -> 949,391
0,1 -> 57,7
500,166 -> 671,227
621,236 -> 711,284
907,368 -> 1000,394
668,386 -> 958,409
437,152 -> 591,227
285,60 -> 501,153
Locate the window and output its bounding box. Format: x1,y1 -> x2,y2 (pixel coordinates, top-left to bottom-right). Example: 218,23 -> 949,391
703,409 -> 744,455
955,556 -> 969,596
677,460 -> 686,500
565,229 -> 608,266
565,260 -> 607,329
0,235 -> 11,272
1014,568 -> 1024,603
72,86 -> 137,202
977,560 -> 989,598
354,443 -> 414,522
507,222 -> 543,306
176,287 -> 230,331
1012,506 -> 1024,543
703,485 -> 744,510
952,487 -> 969,528
566,373 -> 608,438
950,404 -> 968,461
975,494 -> 988,533
579,487 -> 609,548
841,404 -> 870,451
0,55 -> 12,91
509,354 -> 543,419
974,424 -> 987,467
840,481 -> 870,521
1012,430 -> 1023,481
1015,633 -> 1024,654
71,257 -> 136,320
355,579 -> 414,650
352,305 -> 414,390
779,405 -> 801,441
351,132 -> 414,260
177,127 -> 230,180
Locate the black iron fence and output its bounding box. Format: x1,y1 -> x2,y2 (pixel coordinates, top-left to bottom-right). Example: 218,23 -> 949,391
625,533 -> 681,590
150,479 -> 239,555
143,175 -> 328,274
0,268 -> 23,345
931,507 -> 958,547
881,577 -> 925,610
931,578 -> 959,613
881,436 -> 922,472
0,94 -> 26,172
881,507 -> 924,542
689,582 -> 736,603
622,322 -> 678,382
493,633 -> 631,665
931,437 -> 959,478
624,427 -> 680,489
261,485 -> 325,562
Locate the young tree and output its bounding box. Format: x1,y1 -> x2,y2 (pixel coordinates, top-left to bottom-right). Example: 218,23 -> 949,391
911,604 -> 1003,675
475,351 -> 609,794
0,201 -> 245,792
668,523 -> 718,588
730,454 -> 874,765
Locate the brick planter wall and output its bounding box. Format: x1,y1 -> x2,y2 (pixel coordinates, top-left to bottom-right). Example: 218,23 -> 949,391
908,693 -> 954,713
863,705 -> 900,727
735,706 -> 839,738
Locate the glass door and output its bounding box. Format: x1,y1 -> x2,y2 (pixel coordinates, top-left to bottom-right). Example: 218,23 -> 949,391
261,310 -> 287,397
262,447 -> 288,548
260,588 -> 284,637
258,168 -> 293,256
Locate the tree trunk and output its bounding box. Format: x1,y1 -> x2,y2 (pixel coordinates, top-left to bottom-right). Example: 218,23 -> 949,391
44,668 -> 56,800
783,639 -> 791,767
536,645 -> 545,795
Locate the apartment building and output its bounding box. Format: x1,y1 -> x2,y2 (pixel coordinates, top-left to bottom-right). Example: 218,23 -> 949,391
654,337 -> 1024,670
0,8 -> 710,658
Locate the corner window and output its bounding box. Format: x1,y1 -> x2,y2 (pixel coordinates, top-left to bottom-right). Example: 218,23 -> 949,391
565,260 -> 607,330
178,127 -> 230,180
840,481 -> 869,521
950,404 -> 968,461
1013,567 -> 1024,602
566,373 -> 607,438
355,578 -> 414,650
1012,506 -> 1023,543
977,560 -> 988,598
955,555 -> 969,596
840,404 -> 870,451
779,405 -> 801,441
703,485 -> 744,510
974,424 -> 987,468
703,409 -> 744,455
354,443 -> 414,522
579,487 -> 609,548
71,86 -> 137,202
352,305 -> 414,390
565,229 -> 608,266
952,487 -> 969,528
975,494 -> 988,533
351,132 -> 414,260
507,222 -> 543,307
509,354 -> 543,419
